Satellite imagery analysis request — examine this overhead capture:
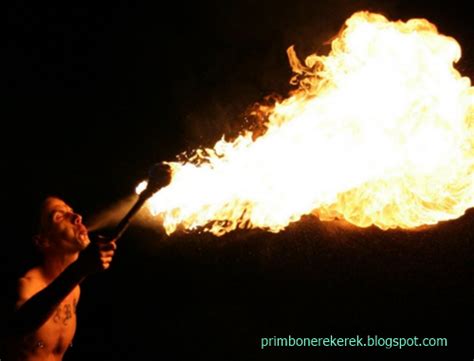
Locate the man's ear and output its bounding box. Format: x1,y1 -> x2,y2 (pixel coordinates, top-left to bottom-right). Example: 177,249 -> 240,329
33,234 -> 50,250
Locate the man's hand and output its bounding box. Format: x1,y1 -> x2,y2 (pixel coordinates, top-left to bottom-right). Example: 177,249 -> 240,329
75,238 -> 117,276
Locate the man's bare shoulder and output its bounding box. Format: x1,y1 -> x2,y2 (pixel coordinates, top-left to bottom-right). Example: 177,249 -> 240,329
16,267 -> 81,308
15,267 -> 47,308
22,267 -> 44,281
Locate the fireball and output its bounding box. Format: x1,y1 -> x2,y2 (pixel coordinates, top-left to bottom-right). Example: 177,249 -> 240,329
139,11 -> 474,236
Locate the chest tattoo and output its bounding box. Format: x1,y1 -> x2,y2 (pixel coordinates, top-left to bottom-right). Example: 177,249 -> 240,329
63,304 -> 72,325
53,307 -> 61,323
52,302 -> 74,325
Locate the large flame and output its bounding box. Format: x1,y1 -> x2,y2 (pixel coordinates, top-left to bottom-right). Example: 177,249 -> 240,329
139,11 -> 474,236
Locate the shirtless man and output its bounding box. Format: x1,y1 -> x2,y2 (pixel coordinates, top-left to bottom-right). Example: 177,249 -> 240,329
5,196 -> 117,360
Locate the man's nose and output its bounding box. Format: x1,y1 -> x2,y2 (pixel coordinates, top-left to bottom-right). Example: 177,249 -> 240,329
71,213 -> 83,225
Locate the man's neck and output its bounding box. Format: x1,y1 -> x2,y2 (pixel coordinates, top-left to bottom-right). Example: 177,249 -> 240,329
41,252 -> 79,282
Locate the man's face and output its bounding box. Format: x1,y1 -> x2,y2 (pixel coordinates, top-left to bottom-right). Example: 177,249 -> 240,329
40,197 -> 90,253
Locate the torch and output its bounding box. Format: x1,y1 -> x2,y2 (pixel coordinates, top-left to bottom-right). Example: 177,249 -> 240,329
93,163 -> 172,242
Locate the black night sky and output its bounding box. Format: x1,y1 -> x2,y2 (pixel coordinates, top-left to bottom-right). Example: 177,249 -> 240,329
3,1 -> 473,360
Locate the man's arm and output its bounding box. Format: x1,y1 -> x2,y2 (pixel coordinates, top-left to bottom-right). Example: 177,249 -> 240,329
8,240 -> 116,337
10,263 -> 85,336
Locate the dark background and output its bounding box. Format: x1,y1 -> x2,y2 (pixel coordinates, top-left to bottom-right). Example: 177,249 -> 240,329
3,0 -> 473,360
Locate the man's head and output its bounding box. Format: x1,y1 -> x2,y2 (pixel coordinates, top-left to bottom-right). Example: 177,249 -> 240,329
34,197 -> 90,254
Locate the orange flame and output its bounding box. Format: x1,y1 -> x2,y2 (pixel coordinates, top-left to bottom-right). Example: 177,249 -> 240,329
138,11 -> 474,236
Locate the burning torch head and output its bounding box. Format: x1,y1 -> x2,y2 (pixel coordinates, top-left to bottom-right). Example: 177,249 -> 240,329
143,163 -> 172,196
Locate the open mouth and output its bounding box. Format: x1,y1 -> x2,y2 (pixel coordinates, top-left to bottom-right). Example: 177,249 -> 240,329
77,227 -> 89,243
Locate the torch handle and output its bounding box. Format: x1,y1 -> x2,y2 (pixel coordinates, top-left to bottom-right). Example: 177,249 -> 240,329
92,163 -> 171,243
110,193 -> 150,240
90,194 -> 148,244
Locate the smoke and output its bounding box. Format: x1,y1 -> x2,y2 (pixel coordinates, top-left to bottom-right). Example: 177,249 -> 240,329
86,195 -> 138,232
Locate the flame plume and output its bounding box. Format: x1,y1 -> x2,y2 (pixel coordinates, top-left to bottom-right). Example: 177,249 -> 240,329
139,11 -> 474,236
